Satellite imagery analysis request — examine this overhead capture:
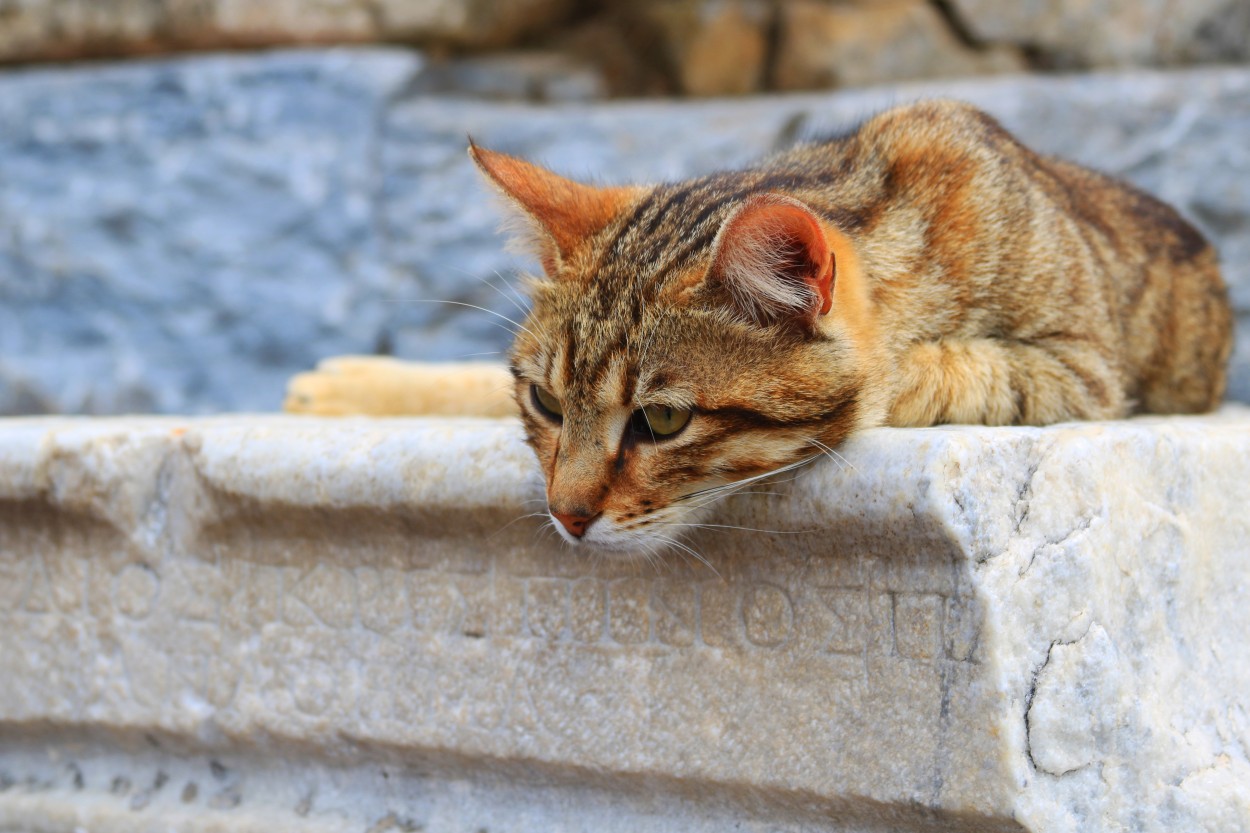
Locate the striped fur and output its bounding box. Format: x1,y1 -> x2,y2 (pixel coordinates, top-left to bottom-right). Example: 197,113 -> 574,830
468,99 -> 1233,554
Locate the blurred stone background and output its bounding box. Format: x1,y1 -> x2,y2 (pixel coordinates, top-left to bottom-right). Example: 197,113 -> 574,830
0,0 -> 1248,413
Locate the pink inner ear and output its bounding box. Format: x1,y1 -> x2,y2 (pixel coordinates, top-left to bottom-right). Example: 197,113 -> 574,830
712,195 -> 835,322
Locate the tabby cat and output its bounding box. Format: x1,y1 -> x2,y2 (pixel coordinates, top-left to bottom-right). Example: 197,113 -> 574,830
287,100 -> 1232,553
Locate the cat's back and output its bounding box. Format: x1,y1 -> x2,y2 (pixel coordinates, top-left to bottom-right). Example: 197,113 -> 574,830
794,99 -> 1231,415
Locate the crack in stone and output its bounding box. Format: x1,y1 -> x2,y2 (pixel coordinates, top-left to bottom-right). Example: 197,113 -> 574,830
1010,458 -> 1040,539
1022,646 -> 1051,772
1018,514 -> 1096,578
1023,623 -> 1095,777
977,439 -> 1042,565
952,488 -> 969,519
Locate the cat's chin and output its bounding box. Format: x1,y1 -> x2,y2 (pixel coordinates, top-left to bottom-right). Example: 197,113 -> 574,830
552,526 -> 654,557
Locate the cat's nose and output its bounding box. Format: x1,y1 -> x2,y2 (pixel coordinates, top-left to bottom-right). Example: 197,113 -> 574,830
552,510 -> 600,538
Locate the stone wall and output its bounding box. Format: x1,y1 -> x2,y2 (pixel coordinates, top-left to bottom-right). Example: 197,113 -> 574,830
1,410 -> 1249,830
1,1 -> 1248,96
0,0 -> 576,56
1,50 -> 1248,415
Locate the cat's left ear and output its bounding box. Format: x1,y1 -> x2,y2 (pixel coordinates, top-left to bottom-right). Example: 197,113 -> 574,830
469,142 -> 639,274
708,194 -> 835,326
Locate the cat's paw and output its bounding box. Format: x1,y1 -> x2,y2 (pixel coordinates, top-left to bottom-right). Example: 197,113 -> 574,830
284,356 -> 401,415
284,356 -> 517,417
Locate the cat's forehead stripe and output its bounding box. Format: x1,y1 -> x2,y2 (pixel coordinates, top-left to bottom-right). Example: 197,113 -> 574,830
602,167 -> 853,299
607,180 -> 706,261
598,355 -> 628,409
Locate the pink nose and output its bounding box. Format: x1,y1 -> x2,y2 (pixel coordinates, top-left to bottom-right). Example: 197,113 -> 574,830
552,510 -> 600,538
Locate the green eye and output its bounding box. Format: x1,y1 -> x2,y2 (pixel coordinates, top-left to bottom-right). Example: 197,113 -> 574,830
632,404 -> 692,438
531,384 -> 564,419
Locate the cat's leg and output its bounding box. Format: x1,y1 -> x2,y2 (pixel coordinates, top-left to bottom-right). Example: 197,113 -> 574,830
889,338 -> 1126,427
284,356 -> 517,417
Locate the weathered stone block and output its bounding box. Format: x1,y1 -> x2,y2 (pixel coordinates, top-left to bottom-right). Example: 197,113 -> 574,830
0,410 -> 1248,830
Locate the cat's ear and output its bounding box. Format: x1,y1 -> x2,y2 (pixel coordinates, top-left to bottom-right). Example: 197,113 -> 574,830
469,143 -> 638,274
709,194 -> 835,326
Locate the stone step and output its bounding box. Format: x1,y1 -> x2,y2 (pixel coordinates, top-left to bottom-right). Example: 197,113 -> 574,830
1,410 -> 1248,831
1,51 -> 1249,415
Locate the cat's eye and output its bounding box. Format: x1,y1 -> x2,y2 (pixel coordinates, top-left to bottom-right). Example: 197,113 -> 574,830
531,384 -> 564,420
630,404 -> 692,438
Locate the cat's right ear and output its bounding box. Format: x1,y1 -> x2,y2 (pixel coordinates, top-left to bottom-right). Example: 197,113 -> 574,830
708,194 -> 836,328
469,143 -> 639,275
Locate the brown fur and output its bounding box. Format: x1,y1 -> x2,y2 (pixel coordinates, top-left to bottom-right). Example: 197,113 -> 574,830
287,100 -> 1232,554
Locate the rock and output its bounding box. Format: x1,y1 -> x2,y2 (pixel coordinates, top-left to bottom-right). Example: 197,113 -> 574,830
548,16 -> 679,97
373,0 -> 577,48
0,0 -> 577,62
947,0 -> 1250,69
641,0 -> 772,96
0,0 -> 376,61
411,50 -> 607,101
773,0 -> 1026,91
0,51 -> 1248,414
1,409 -> 1249,829
210,0 -> 378,43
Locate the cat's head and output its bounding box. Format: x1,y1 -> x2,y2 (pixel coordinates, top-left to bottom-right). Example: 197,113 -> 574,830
471,144 -> 878,555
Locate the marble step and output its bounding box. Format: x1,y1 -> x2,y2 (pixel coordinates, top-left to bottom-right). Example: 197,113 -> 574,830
1,410 -> 1248,830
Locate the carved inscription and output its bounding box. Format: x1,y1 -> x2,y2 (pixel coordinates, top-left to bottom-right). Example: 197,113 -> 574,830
0,542 -> 980,734
0,549 -> 977,661
742,582 -> 794,647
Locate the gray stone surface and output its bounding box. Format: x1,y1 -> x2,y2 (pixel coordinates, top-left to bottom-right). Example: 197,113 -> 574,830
1,51 -> 1249,414
947,0 -> 1250,68
0,49 -> 418,414
1,409 -> 1249,830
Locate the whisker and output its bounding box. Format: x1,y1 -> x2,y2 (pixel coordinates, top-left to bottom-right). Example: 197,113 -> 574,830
652,534 -> 721,578
676,455 -> 822,503
587,549 -> 605,579
445,265 -> 533,323
478,272 -> 532,320
491,270 -> 542,330
658,522 -> 811,535
676,487 -> 791,514
805,437 -> 855,470
381,299 -> 540,342
644,541 -> 673,576
486,268 -> 558,345
529,513 -> 562,548
491,511 -> 549,538
807,438 -> 858,473
639,535 -> 676,572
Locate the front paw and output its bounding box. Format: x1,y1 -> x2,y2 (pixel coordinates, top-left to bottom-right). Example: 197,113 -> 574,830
283,355 -> 401,415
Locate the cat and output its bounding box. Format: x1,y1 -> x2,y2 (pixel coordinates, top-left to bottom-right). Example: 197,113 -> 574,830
286,99 -> 1233,554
